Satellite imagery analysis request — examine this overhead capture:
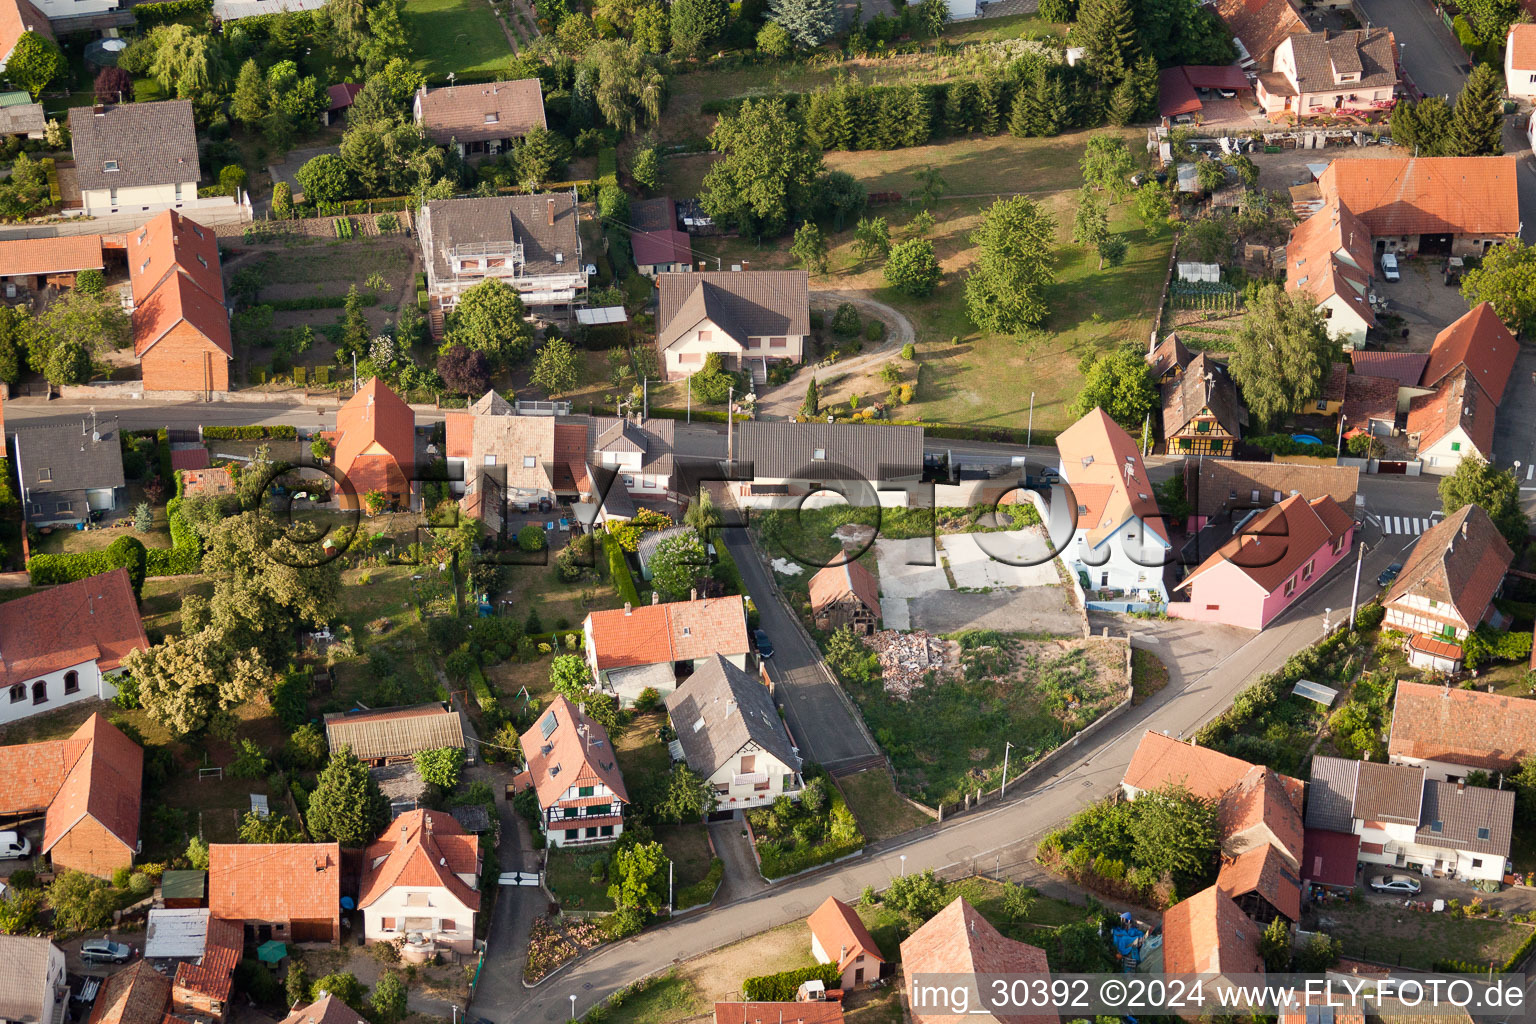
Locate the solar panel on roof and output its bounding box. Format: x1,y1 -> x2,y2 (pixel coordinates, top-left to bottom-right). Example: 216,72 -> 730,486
576,306 -> 628,325
540,710 -> 558,738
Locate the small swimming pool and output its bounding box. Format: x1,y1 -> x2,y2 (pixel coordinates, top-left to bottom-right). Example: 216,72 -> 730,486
1292,434 -> 1324,445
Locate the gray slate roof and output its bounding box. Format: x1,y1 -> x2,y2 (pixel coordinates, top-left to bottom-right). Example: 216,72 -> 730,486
0,936 -> 60,1024
421,194 -> 580,283
1288,28 -> 1396,94
665,653 -> 800,778
578,415 -> 675,477
68,100 -> 200,192
1354,759 -> 1424,825
1304,755 -> 1358,832
13,421 -> 126,496
657,271 -> 809,350
735,422 -> 924,482
1416,780 -> 1513,857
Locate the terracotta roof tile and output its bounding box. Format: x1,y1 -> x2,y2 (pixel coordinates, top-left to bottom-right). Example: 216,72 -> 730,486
631,199 -> 693,267
207,842 -> 341,923
1353,759 -> 1424,823
42,712 -> 144,855
0,568 -> 147,685
1407,370 -> 1495,456
1178,493 -> 1352,595
171,916 -> 241,1005
414,80 -> 545,145
1057,408 -> 1168,547
1340,373 -> 1399,428
585,595 -> 749,671
89,961 -> 171,1024
1216,844 -> 1302,921
1219,764 -> 1305,863
808,559 -> 879,617
1212,0 -> 1306,63
0,234 -> 102,278
127,210 -> 223,306
0,0 -> 52,63
1389,680 -> 1536,773
1349,350 -> 1428,388
1185,459 -> 1358,519
900,898 -> 1054,1024
1160,885 -> 1264,975
1421,302 -> 1518,404
807,896 -> 884,971
1286,198 -> 1376,322
326,83 -> 361,113
0,735 -> 83,816
358,809 -> 480,912
132,266 -> 233,360
1384,504 -> 1512,629
1318,157 -> 1520,238
278,993 -> 368,1024
169,448 -> 209,471
1124,731 -> 1305,808
1510,23 -> 1536,69
516,694 -> 629,809
1147,334 -> 1192,380
333,378 -> 414,498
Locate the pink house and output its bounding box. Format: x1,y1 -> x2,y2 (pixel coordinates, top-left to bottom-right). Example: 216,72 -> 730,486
1171,494 -> 1355,630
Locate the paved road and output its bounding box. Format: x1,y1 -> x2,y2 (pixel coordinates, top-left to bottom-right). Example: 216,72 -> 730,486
1356,0 -> 1467,102
722,528 -> 881,769
495,520 -> 1410,1022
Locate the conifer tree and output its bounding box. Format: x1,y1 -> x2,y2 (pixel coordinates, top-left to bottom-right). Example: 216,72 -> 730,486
1448,63 -> 1503,157
1076,0 -> 1138,86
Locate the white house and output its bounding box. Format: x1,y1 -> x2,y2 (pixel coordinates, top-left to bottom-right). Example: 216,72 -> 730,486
0,935 -> 68,1024
1054,408 -> 1170,601
1508,25 -> 1536,102
1382,505 -> 1512,672
664,654 -> 802,811
0,569 -> 147,727
583,595 -> 750,706
1285,197 -> 1375,350
1306,756 -> 1512,884
514,696 -> 629,847
657,271 -> 808,382
66,102 -> 205,218
358,810 -> 480,957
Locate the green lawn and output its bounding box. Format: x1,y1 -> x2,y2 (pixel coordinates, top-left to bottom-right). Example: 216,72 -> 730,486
656,823 -> 714,892
1323,899 -> 1535,970
857,875 -> 1093,966
600,973 -> 703,1024
544,847 -> 616,912
403,0 -> 518,79
835,767 -> 935,842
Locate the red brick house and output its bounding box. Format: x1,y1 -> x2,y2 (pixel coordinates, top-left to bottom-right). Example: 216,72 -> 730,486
329,378 -> 416,511
128,210 -> 231,394
208,843 -> 342,944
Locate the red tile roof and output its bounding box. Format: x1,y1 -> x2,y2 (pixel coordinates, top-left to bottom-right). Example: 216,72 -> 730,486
1123,731 -> 1305,808
807,896 -> 884,972
207,843 -> 341,923
0,234 -> 102,278
0,733 -> 86,816
1160,885 -> 1264,976
1216,844 -> 1302,921
1318,157 -> 1521,238
42,712 -> 144,855
1407,370 -> 1495,458
807,559 -> 879,617
1510,23 -> 1536,69
169,447 -> 209,471
585,595 -> 749,671
278,994 -> 368,1024
1388,681 -> 1536,773
1177,494 -> 1352,596
1212,0 -> 1306,62
326,83 -> 362,113
1057,408 -> 1168,547
1421,302 -> 1518,404
516,694 -> 629,809
714,1005 -> 844,1024
128,210 -> 222,306
172,916 -> 241,1005
1384,503 -> 1512,632
901,898 -> 1054,1024
1340,374 -> 1398,427
132,269 -> 233,359
415,80 -> 546,145
333,378 -> 415,498
359,810 -> 480,912
0,568 -> 147,686
90,961 -> 171,1024
1219,764 -> 1304,862
1285,198 -> 1376,324
1300,828 -> 1361,887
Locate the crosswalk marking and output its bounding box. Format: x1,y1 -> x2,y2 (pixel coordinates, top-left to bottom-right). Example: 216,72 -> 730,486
1380,516 -> 1433,536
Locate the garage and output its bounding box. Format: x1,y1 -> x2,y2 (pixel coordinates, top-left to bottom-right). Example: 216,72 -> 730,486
1418,233 -> 1453,256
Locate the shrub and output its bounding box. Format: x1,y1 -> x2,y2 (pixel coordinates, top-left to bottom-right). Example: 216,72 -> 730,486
742,963 -> 842,1002
831,302 -> 861,336
864,319 -> 885,342
517,524 -> 546,552
901,342 -> 916,359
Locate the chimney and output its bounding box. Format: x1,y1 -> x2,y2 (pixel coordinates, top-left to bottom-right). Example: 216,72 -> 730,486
624,602 -> 632,615
547,198 -> 555,226
698,260 -> 707,272
93,103 -> 105,116
1457,777 -> 1466,792
651,591 -> 660,605
690,588 -> 698,601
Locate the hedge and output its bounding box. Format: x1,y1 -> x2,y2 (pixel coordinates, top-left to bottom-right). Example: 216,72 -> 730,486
202,426 -> 299,440
674,858 -> 724,910
133,0 -> 211,25
266,292 -> 378,311
741,963 -> 842,1001
27,536 -> 146,597
155,429 -> 172,481
604,534 -> 640,606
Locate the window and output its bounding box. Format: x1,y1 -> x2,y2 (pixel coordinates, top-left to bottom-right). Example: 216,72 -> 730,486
1477,827 -> 1491,840
1316,401 -> 1327,411
1529,73 -> 1536,83
31,681 -> 46,705
585,827 -> 598,838
1428,599 -> 1438,609
1472,858 -> 1483,868
8,684 -> 22,703
523,456 -> 537,468
812,448 -> 826,460
1451,441 -> 1461,452
1179,438 -> 1192,450
600,825 -> 614,837
578,786 -> 594,797
38,468 -> 51,483
622,475 -> 634,488
1430,820 -> 1443,833
588,803 -> 610,816
1302,559 -> 1315,581
484,112 -> 499,123
109,188 -> 117,207
64,671 -> 79,695
1441,624 -> 1456,639
103,160 -> 118,172
484,455 -> 497,465
564,829 -> 579,840
677,352 -> 703,365
769,337 -> 788,348
1196,420 -> 1210,433
381,917 -> 396,931
174,183 -> 182,202
697,330 -> 712,341
563,807 -> 578,818
441,919 -> 457,932
1284,576 -> 1296,597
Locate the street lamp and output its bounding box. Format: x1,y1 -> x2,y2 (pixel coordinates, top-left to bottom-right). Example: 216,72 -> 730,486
570,994 -> 577,1021
900,854 -> 907,877
1000,741 -> 1014,798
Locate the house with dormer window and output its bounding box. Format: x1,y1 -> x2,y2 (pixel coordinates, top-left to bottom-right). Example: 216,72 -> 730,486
66,101 -> 203,218
1161,353 -> 1247,456
358,810 -> 480,956
1256,28 -> 1396,118
514,695 -> 629,847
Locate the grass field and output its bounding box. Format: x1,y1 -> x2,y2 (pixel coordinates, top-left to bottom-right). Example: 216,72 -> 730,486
1324,899 -> 1535,970
403,0 -> 517,79
545,847 -> 616,912
835,767 -> 935,842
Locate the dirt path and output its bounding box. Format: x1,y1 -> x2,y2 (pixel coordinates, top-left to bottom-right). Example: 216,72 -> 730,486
753,288 -> 915,419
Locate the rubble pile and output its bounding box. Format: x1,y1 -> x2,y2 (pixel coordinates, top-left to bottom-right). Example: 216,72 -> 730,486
864,629 -> 945,698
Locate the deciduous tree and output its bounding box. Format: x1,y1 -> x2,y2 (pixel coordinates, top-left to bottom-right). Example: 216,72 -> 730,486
93,66 -> 133,105
1080,136 -> 1135,198
606,840 -> 667,914
1461,240 -> 1536,334
1228,284 -> 1334,430
447,279 -> 535,368
853,216 -> 891,260
412,747 -> 466,788
1071,345 -> 1157,428
700,98 -> 824,238
883,238 -> 940,297
964,195 -> 1057,336
8,33 -> 64,98
436,344 -> 492,395
649,530 -> 709,600
669,0 -> 728,55
790,221 -> 829,273
532,336 -> 581,396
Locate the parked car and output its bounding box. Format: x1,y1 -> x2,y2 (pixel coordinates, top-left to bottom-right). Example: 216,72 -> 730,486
754,629 -> 774,659
0,831 -> 29,860
80,939 -> 132,964
1377,562 -> 1403,587
1380,253 -> 1400,281
1217,88 -> 1236,98
1369,874 -> 1422,895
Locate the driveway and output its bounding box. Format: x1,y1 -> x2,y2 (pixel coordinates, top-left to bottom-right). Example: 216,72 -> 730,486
1355,0 -> 1468,102
1376,261 -> 1471,352
909,587 -> 1081,634
724,529 -> 880,770
707,819 -> 768,903
464,763 -> 542,1020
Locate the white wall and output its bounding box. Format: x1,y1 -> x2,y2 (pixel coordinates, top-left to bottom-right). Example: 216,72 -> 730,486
80,180 -> 201,217
362,883 -> 476,952
704,740 -> 800,811
1418,428 -> 1482,475
1068,518 -> 1170,600
32,0 -> 118,14
0,661 -> 113,727
1317,293 -> 1371,350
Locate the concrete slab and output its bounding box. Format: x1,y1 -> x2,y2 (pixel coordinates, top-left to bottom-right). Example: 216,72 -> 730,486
908,588 -> 1082,635
880,596 -> 911,631
874,537 -> 947,598
943,530 -> 1058,588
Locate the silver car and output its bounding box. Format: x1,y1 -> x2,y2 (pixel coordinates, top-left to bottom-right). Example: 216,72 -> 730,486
80,939 -> 131,964
1369,873 -> 1421,895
